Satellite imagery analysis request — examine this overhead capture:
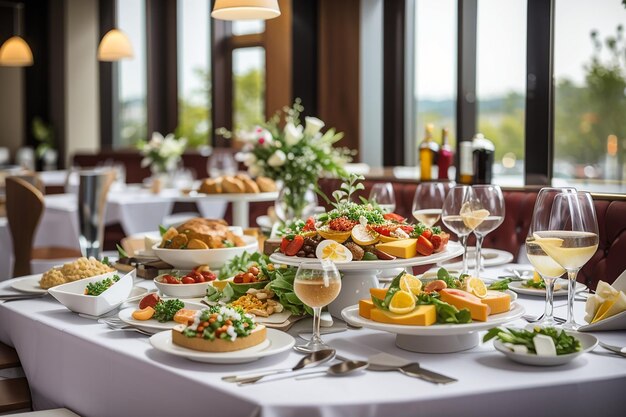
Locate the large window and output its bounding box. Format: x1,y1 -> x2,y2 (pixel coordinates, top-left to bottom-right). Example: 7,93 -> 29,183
177,0 -> 211,148
116,0 -> 147,148
554,0 -> 626,193
413,0 -> 457,167
476,0 -> 527,187
233,46 -> 266,134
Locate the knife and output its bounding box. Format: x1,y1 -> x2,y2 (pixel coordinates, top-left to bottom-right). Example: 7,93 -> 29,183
398,363 -> 458,384
0,293 -> 47,302
366,352 -> 457,384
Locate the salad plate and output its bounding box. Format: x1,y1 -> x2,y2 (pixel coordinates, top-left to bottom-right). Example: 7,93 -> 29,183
492,331 -> 598,366
341,302 -> 525,353
118,301 -> 205,333
11,274 -> 48,294
149,328 -> 295,364
508,279 -> 587,297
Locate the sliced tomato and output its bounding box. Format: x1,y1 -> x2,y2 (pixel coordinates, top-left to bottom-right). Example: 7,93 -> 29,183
139,293 -> 160,310
302,217 -> 317,232
399,225 -> 414,235
416,235 -> 434,256
285,235 -> 305,256
383,213 -> 406,223
370,225 -> 392,236
280,237 -> 291,253
431,232 -> 449,252
421,229 -> 432,239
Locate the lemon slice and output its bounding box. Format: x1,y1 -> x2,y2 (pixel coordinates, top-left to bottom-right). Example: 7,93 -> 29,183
532,233 -> 564,247
461,208 -> 490,230
465,276 -> 488,298
399,274 -> 422,295
389,290 -> 416,314
351,224 -> 379,245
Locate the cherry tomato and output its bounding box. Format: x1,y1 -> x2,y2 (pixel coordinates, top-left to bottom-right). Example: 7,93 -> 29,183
242,272 -> 254,283
416,234 -> 434,256
139,293 -> 160,309
285,235 -> 305,256
163,274 -> 179,284
182,276 -> 196,284
383,212 -> 406,223
233,274 -> 244,283
201,271 -> 216,281
302,216 -> 316,231
248,266 -> 260,276
421,229 -> 432,239
280,237 -> 291,253
193,274 -> 206,283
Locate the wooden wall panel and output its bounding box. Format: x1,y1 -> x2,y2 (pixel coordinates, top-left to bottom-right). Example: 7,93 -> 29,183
264,0 -> 292,118
318,0 -> 360,159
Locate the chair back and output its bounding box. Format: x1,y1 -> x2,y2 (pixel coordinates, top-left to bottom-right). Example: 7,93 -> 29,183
5,177 -> 44,277
13,172 -> 45,194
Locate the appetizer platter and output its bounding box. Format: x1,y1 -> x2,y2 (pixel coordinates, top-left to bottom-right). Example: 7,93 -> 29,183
119,294 -> 206,334
486,327 -> 598,366
269,176 -> 463,317
341,270 -> 524,353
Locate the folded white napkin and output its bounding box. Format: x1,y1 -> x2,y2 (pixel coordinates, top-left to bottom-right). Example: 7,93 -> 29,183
585,280 -> 626,323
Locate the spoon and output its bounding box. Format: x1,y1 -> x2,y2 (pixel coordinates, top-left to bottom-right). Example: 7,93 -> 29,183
295,360 -> 369,381
599,341 -> 626,356
222,349 -> 336,384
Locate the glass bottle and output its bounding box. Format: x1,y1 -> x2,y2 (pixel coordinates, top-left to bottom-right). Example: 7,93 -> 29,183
437,128 -> 453,180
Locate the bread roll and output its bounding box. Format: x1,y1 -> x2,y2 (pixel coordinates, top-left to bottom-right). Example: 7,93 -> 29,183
242,178 -> 260,193
199,178 -> 222,194
172,324 -> 267,352
256,176 -> 277,192
222,176 -> 245,193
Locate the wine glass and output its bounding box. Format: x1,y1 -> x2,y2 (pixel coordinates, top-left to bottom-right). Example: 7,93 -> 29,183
525,188 -> 573,327
441,185 -> 475,275
369,182 -> 396,213
207,151 -> 237,178
293,260 -> 342,353
412,182 -> 446,227
471,185 -> 505,276
535,190 -> 599,330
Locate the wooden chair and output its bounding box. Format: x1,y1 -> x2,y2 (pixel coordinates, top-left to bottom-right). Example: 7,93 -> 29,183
0,342 -> 31,413
5,177 -> 81,278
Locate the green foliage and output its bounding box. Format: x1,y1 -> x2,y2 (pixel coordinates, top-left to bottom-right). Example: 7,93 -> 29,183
233,68 -> 265,133
484,326 -> 581,355
153,299 -> 185,322
32,117 -> 55,159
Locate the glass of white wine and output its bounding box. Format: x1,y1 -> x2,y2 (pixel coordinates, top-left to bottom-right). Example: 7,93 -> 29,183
293,260 -> 342,353
533,191 -> 599,330
525,188 -> 573,327
369,182 -> 396,213
470,185 -> 505,276
412,182 -> 447,227
442,185 -> 475,275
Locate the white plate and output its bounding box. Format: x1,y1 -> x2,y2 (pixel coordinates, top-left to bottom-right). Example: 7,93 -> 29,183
341,302 -> 525,336
149,328 -> 295,364
437,247 -> 514,269
270,241 -> 464,271
493,330 -> 598,366
152,235 -> 258,269
508,279 -> 587,297
118,301 -> 206,333
11,274 -> 47,294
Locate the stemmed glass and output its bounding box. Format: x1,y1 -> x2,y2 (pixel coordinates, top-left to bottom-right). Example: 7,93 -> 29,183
471,185 -> 505,276
525,188 -> 572,327
207,151 -> 237,178
441,185 -> 475,275
412,182 -> 446,227
534,190 -> 599,329
293,260 -> 342,353
369,182 -> 396,213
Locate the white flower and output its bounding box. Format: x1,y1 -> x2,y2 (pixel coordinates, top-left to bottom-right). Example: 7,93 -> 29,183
304,117 -> 325,136
248,164 -> 262,177
267,150 -> 287,167
284,122 -> 304,146
150,132 -> 164,147
243,153 -> 257,167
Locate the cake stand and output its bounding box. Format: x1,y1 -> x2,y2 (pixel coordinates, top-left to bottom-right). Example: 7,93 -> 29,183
269,241 -> 463,318
341,302 -> 525,353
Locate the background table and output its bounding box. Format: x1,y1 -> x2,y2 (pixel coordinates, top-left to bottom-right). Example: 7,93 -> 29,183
0,264 -> 624,417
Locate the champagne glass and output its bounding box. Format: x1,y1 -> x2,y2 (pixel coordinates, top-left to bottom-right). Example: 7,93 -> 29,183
293,260 -> 342,353
441,185 -> 475,275
412,182 -> 446,227
534,191 -> 599,329
471,185 -> 505,276
207,151 -> 237,178
369,182 -> 396,213
525,188 -> 573,327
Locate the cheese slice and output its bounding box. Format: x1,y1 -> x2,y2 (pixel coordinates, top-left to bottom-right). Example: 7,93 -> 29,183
533,334 -> 557,356
481,291 -> 511,315
439,288 -> 489,321
369,288 -> 388,300
370,305 -> 436,326
375,239 -> 417,259
359,299 -> 375,319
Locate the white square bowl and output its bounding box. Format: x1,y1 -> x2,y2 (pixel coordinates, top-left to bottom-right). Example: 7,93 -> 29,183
48,270 -> 135,316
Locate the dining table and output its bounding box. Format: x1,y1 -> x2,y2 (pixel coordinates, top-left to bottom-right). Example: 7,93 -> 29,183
0,263 -> 624,417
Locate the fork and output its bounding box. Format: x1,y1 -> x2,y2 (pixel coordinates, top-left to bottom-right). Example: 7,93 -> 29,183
522,313 -> 566,324
103,321 -> 153,336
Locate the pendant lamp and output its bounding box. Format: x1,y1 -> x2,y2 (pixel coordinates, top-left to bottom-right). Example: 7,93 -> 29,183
97,28 -> 134,61
211,0 -> 281,20
0,3 -> 34,67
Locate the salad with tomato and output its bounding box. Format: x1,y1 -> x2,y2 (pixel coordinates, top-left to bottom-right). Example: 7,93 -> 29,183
157,266 -> 217,285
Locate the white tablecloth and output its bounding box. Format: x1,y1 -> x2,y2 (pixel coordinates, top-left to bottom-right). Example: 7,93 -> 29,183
0,265 -> 625,417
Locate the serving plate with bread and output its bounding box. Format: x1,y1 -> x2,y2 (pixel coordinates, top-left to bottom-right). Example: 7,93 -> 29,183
196,174 -> 277,195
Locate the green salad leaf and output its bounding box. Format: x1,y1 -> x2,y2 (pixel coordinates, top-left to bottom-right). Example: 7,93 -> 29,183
154,299 -> 185,322
416,292 -> 472,324
483,326 -> 582,355
523,277 -> 546,289
84,275 -> 120,296
488,278 -> 513,291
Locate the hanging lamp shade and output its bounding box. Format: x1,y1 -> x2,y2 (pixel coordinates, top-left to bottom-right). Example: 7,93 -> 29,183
97,29 -> 134,61
211,0 -> 280,20
0,36 -> 34,67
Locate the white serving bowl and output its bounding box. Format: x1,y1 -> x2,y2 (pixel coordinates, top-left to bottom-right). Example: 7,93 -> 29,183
152,235 -> 258,269
153,274 -> 213,298
48,270 -> 135,316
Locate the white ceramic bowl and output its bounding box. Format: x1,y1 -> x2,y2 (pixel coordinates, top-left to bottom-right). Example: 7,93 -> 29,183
153,274 -> 213,298
48,270 -> 135,316
152,235 -> 258,269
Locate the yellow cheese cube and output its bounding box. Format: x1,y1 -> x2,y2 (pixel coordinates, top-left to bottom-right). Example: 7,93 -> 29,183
481,290 -> 511,315
375,239 -> 417,259
370,305 -> 436,326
